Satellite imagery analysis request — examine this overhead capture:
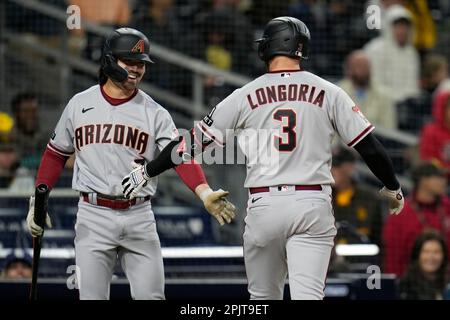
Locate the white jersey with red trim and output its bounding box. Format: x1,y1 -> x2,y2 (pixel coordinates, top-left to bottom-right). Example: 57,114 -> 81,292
49,85 -> 177,196
197,70 -> 373,188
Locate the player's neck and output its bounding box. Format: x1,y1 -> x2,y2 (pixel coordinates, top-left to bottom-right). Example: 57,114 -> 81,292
103,79 -> 136,99
268,57 -> 301,72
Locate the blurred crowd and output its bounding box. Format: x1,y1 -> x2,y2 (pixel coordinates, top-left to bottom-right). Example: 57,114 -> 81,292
0,251 -> 32,280
329,147 -> 450,299
2,0 -> 450,299
0,93 -> 73,194
3,0 -> 450,115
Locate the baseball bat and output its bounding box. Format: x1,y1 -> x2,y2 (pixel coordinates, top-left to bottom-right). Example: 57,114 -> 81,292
29,183 -> 50,300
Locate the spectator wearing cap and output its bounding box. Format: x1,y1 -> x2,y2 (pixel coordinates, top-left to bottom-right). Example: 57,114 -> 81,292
399,230 -> 449,300
364,5 -> 420,103
419,90 -> 450,172
331,147 -> 385,247
383,162 -> 450,276
1,251 -> 32,279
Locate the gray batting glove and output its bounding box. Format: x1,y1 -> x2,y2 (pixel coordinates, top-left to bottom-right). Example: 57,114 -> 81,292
199,188 -> 236,226
379,186 -> 404,215
122,161 -> 150,199
26,195 -> 52,237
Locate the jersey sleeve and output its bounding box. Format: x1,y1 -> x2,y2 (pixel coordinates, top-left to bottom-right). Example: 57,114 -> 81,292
330,88 -> 375,147
47,100 -> 76,157
154,107 -> 178,151
195,89 -> 242,147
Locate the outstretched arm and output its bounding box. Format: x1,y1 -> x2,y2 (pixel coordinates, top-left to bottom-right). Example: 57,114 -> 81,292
121,126 -> 208,193
143,135 -> 186,178
121,132 -> 236,225
353,133 -> 404,214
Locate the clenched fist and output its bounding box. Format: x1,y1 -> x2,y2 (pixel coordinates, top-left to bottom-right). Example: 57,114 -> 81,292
26,195 -> 52,237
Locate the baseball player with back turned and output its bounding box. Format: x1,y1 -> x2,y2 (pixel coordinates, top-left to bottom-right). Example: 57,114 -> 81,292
121,17 -> 405,300
25,28 -> 235,300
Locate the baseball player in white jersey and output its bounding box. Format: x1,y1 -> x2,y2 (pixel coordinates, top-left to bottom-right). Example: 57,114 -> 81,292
25,28 -> 235,300
121,18 -> 405,300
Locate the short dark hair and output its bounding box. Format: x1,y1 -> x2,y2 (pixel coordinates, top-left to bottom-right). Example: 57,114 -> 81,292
11,92 -> 37,114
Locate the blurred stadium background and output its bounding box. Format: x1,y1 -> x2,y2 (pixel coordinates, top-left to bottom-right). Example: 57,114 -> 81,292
1,0 -> 450,299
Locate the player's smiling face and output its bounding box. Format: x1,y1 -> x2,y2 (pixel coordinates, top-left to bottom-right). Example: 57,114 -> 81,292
117,59 -> 146,89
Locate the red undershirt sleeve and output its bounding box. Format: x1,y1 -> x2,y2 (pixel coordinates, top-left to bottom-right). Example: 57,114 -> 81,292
35,146 -> 69,189
174,160 -> 207,192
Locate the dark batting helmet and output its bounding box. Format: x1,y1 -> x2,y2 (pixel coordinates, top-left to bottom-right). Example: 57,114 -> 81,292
256,17 -> 310,63
100,28 -> 153,83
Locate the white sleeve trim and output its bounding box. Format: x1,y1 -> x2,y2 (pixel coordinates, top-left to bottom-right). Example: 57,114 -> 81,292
196,122 -> 225,147
47,142 -> 74,157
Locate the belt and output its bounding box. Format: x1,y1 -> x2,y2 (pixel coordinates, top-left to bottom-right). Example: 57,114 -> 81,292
249,185 -> 322,194
81,192 -> 151,210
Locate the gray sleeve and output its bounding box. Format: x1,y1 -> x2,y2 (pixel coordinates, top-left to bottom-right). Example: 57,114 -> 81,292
331,88 -> 374,147
48,100 -> 75,156
197,89 -> 242,146
154,107 -> 178,151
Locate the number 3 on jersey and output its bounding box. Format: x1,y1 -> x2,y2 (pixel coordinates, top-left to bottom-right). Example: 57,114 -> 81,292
273,109 -> 296,152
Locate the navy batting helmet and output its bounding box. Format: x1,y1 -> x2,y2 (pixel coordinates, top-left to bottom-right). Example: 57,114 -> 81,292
256,17 -> 310,63
100,28 -> 153,83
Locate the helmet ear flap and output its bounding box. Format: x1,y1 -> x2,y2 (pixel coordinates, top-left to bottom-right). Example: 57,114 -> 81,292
102,53 -> 128,83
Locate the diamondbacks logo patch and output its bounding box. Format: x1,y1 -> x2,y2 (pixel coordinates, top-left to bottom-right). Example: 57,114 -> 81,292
132,39 -> 145,53
202,106 -> 217,127
352,105 -> 369,123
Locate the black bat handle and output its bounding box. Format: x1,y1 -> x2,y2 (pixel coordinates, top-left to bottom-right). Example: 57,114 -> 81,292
30,183 -> 49,300
34,184 -> 49,228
